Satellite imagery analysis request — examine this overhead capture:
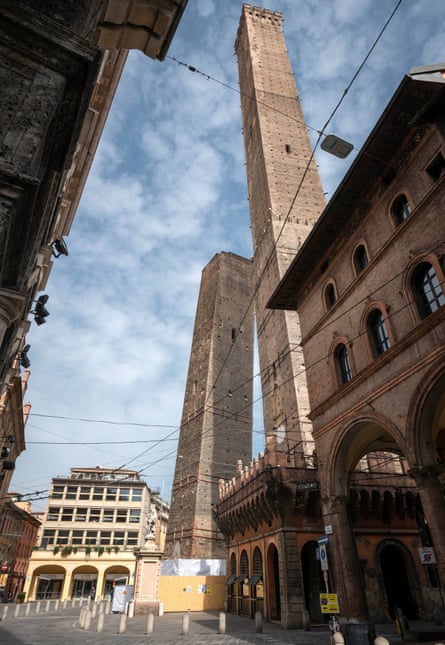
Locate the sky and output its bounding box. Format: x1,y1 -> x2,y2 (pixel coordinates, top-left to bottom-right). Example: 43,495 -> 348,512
11,0 -> 445,511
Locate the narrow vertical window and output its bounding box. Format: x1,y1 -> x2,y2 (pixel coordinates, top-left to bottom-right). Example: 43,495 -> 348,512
411,262 -> 445,319
324,283 -> 336,310
392,194 -> 411,225
335,343 -> 352,385
353,245 -> 369,274
367,310 -> 391,356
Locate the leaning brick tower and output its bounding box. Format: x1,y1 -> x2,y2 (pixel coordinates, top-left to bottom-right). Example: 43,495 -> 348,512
235,4 -> 326,463
164,252 -> 253,559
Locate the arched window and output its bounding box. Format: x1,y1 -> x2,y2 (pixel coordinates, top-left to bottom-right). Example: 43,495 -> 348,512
411,262 -> 445,319
353,244 -> 369,274
367,309 -> 391,356
392,194 -> 411,225
239,550 -> 249,581
335,343 -> 352,385
324,282 -> 337,310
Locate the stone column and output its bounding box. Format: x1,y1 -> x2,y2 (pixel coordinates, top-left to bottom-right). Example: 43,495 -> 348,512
95,569 -> 105,599
321,495 -> 368,620
61,570 -> 73,600
410,466 -> 445,583
276,528 -> 305,629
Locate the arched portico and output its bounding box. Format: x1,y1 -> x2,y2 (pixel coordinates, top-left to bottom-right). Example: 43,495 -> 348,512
28,565 -> 66,600
318,413 -> 408,620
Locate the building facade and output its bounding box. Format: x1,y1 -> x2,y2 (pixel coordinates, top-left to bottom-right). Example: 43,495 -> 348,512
165,252 -> 254,559
214,5 -> 445,630
0,0 -> 187,505
0,498 -> 40,602
268,63 -> 445,623
24,467 -> 166,602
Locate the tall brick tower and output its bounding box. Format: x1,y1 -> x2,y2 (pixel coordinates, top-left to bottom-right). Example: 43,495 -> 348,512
164,252 -> 253,559
235,5 -> 326,463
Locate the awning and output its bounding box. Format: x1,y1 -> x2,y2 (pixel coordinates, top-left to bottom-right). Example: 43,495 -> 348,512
225,575 -> 237,585
247,574 -> 263,586
234,575 -> 246,583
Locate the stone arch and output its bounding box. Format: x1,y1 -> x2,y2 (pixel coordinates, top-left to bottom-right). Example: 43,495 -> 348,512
29,564 -> 66,601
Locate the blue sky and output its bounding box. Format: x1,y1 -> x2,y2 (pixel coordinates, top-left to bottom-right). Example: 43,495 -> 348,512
12,0 -> 444,510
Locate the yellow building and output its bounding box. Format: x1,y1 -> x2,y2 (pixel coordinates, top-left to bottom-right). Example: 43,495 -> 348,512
24,467 -> 167,601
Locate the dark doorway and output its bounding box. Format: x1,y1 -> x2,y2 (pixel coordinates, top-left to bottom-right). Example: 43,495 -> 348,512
266,544 -> 281,621
301,541 -> 325,623
380,543 -> 417,619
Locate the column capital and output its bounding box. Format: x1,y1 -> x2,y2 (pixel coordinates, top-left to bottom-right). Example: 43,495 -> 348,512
408,464 -> 443,488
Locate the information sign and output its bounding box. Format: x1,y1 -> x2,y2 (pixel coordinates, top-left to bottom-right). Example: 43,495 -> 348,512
320,593 -> 339,614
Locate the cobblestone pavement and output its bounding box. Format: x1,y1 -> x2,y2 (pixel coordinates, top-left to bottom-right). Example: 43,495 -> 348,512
0,604 -> 416,645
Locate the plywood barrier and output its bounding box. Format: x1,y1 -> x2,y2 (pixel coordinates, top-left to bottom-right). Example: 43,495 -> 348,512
159,576 -> 225,612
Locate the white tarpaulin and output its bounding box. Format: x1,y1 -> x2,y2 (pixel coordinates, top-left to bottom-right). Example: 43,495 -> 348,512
160,559 -> 226,576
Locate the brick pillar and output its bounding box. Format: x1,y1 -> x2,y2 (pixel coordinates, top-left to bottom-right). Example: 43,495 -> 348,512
321,495 -> 368,620
410,466 -> 445,584
277,528 -> 305,628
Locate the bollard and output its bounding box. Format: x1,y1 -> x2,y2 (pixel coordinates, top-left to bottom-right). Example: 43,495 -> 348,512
332,632 -> 345,645
218,611 -> 226,634
97,612 -> 105,633
158,601 -> 164,616
182,611 -> 190,635
2,605 -> 8,621
79,607 -> 85,629
255,611 -> 262,633
374,637 -> 389,645
119,612 -> 127,634
36,600 -> 41,614
84,609 -> 92,631
146,612 -> 154,634
99,602 -> 104,614
45,599 -> 50,612
105,599 -> 111,615
14,604 -> 21,618
91,603 -> 97,619
63,599 -> 67,608
55,599 -> 59,610
25,603 -> 31,616
302,609 -> 311,631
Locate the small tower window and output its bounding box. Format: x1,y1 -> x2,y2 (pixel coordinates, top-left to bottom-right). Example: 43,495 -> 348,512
324,283 -> 336,310
392,194 -> 411,225
367,309 -> 391,357
353,244 -> 369,274
335,343 -> 352,385
426,152 -> 445,182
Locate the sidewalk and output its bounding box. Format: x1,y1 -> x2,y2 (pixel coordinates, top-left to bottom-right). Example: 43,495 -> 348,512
0,604 -> 422,645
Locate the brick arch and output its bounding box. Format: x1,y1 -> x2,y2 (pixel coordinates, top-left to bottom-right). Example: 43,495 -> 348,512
408,359 -> 445,467
321,412 -> 406,498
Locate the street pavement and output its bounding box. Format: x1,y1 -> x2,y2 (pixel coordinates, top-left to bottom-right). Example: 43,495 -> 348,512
0,604 -> 434,645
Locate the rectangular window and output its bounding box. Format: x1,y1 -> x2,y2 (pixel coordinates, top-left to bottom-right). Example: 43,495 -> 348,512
47,507 -> 60,521
61,507 -> 74,521
113,531 -> 125,545
79,486 -> 91,500
72,530 -> 83,545
129,509 -> 140,523
92,487 -> 104,501
103,509 -> 114,523
131,489 -> 142,502
42,529 -> 55,547
106,487 -> 117,501
116,510 -> 127,523
52,485 -> 64,499
65,486 -> 77,499
100,531 -> 111,545
75,508 -> 87,522
89,508 -> 101,522
57,530 -> 69,545
119,488 -> 130,501
127,531 -> 138,546
86,531 -> 97,545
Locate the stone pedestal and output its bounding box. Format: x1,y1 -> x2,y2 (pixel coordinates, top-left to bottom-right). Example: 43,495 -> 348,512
133,539 -> 162,616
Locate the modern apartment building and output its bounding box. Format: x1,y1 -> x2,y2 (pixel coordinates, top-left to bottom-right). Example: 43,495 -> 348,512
24,467 -> 166,601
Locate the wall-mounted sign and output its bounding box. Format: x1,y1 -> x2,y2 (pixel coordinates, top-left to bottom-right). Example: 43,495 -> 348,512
418,547 -> 436,565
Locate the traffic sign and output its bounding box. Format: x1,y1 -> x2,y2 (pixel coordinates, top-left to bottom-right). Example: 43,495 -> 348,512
317,535 -> 328,545
319,544 -> 328,571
